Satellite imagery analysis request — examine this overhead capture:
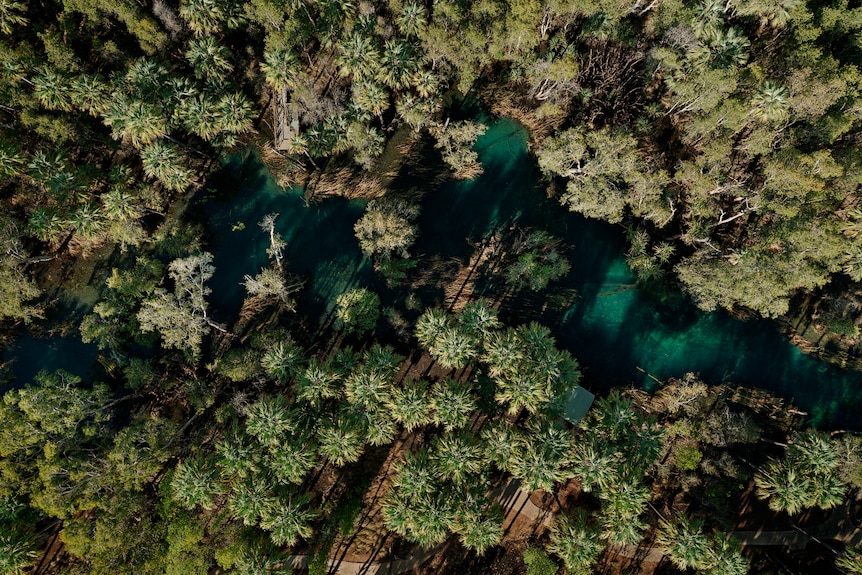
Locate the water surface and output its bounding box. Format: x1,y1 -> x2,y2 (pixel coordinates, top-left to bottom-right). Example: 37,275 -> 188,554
197,120 -> 862,429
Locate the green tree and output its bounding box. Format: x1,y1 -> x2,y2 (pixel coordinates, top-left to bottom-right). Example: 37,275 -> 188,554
523,547 -> 558,575
430,432 -> 484,485
186,37 -> 232,80
171,456 -> 222,511
430,377 -> 477,432
388,379 -> 433,432
838,547 -> 862,575
137,252 -> 219,356
259,494 -> 315,548
316,415 -> 365,467
0,0 -> 27,34
334,288 -> 380,335
354,198 -> 420,259
755,430 -> 847,514
547,511 -> 602,575
656,515 -> 711,571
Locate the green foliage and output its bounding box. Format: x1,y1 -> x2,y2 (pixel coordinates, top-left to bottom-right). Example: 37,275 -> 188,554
334,288 -> 380,335
547,511 -> 602,575
523,547 -> 558,575
675,444 -> 703,471
656,515 -> 711,571
755,430 -> 848,514
431,121 -> 487,179
505,230 -> 571,291
838,547 -> 862,575
354,198 -> 420,259
137,252 -> 217,356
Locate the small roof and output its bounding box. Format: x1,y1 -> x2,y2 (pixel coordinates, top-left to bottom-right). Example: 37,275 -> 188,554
561,386 -> 595,425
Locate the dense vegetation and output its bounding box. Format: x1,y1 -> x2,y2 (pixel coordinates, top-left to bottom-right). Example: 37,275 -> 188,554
2,0 -> 862,573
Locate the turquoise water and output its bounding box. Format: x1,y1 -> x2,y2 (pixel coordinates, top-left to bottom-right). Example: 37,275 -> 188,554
422,118 -> 861,429
197,152 -> 372,323
205,119 -> 861,428
3,334 -> 100,388
8,119 -> 859,429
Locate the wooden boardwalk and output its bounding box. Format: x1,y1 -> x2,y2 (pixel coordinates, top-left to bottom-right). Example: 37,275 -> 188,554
273,86 -> 299,150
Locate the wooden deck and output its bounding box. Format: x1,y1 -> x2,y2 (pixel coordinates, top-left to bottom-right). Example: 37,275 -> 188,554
273,86 -> 299,151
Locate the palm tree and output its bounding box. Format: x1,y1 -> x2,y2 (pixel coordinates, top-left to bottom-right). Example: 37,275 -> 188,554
378,40 -> 417,89
391,450 -> 437,500
707,534 -> 749,575
294,358 -> 341,407
837,547 -> 862,575
570,442 -> 618,493
260,340 -> 303,384
430,326 -> 478,369
0,531 -> 37,575
481,327 -> 525,380
751,81 -> 789,123
215,434 -> 261,480
124,58 -> 170,99
0,0 -> 27,34
344,364 -> 394,411
598,481 -> 649,547
267,439 -> 317,485
179,0 -> 224,35
656,515 -> 712,571
103,97 -> 168,148
261,47 -> 299,91
453,511 -> 502,555
480,420 -> 522,469
101,187 -> 142,223
217,92 -> 254,134
177,92 -> 222,141
259,494 -> 315,547
0,141 -> 24,178
32,67 -> 73,111
509,423 -> 573,493
411,69 -> 440,100
140,140 -> 194,192
228,477 -> 272,526
316,416 -> 365,467
430,378 -> 477,432
382,492 -> 415,538
363,409 -> 398,447
431,432 -> 484,484
245,395 -> 296,447
789,430 -> 841,475
186,36 -> 233,80
171,455 -> 222,510
416,308 -> 453,350
547,511 -> 603,575
396,1 -> 426,37
70,74 -> 109,116
67,202 -> 105,240
755,464 -> 810,514
27,207 -> 64,243
406,495 -> 452,547
336,30 -> 381,81
388,379 -> 432,432
350,80 -> 389,118
459,299 -> 500,341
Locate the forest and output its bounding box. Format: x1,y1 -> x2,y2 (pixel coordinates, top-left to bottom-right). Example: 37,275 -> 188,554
2,0 -> 862,573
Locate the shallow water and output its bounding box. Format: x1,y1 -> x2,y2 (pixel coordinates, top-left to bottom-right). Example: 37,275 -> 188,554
198,152 -> 372,323
3,334 -> 100,388
209,117 -> 860,429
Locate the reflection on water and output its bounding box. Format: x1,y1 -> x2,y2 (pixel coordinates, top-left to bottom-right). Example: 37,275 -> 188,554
15,118 -> 857,429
